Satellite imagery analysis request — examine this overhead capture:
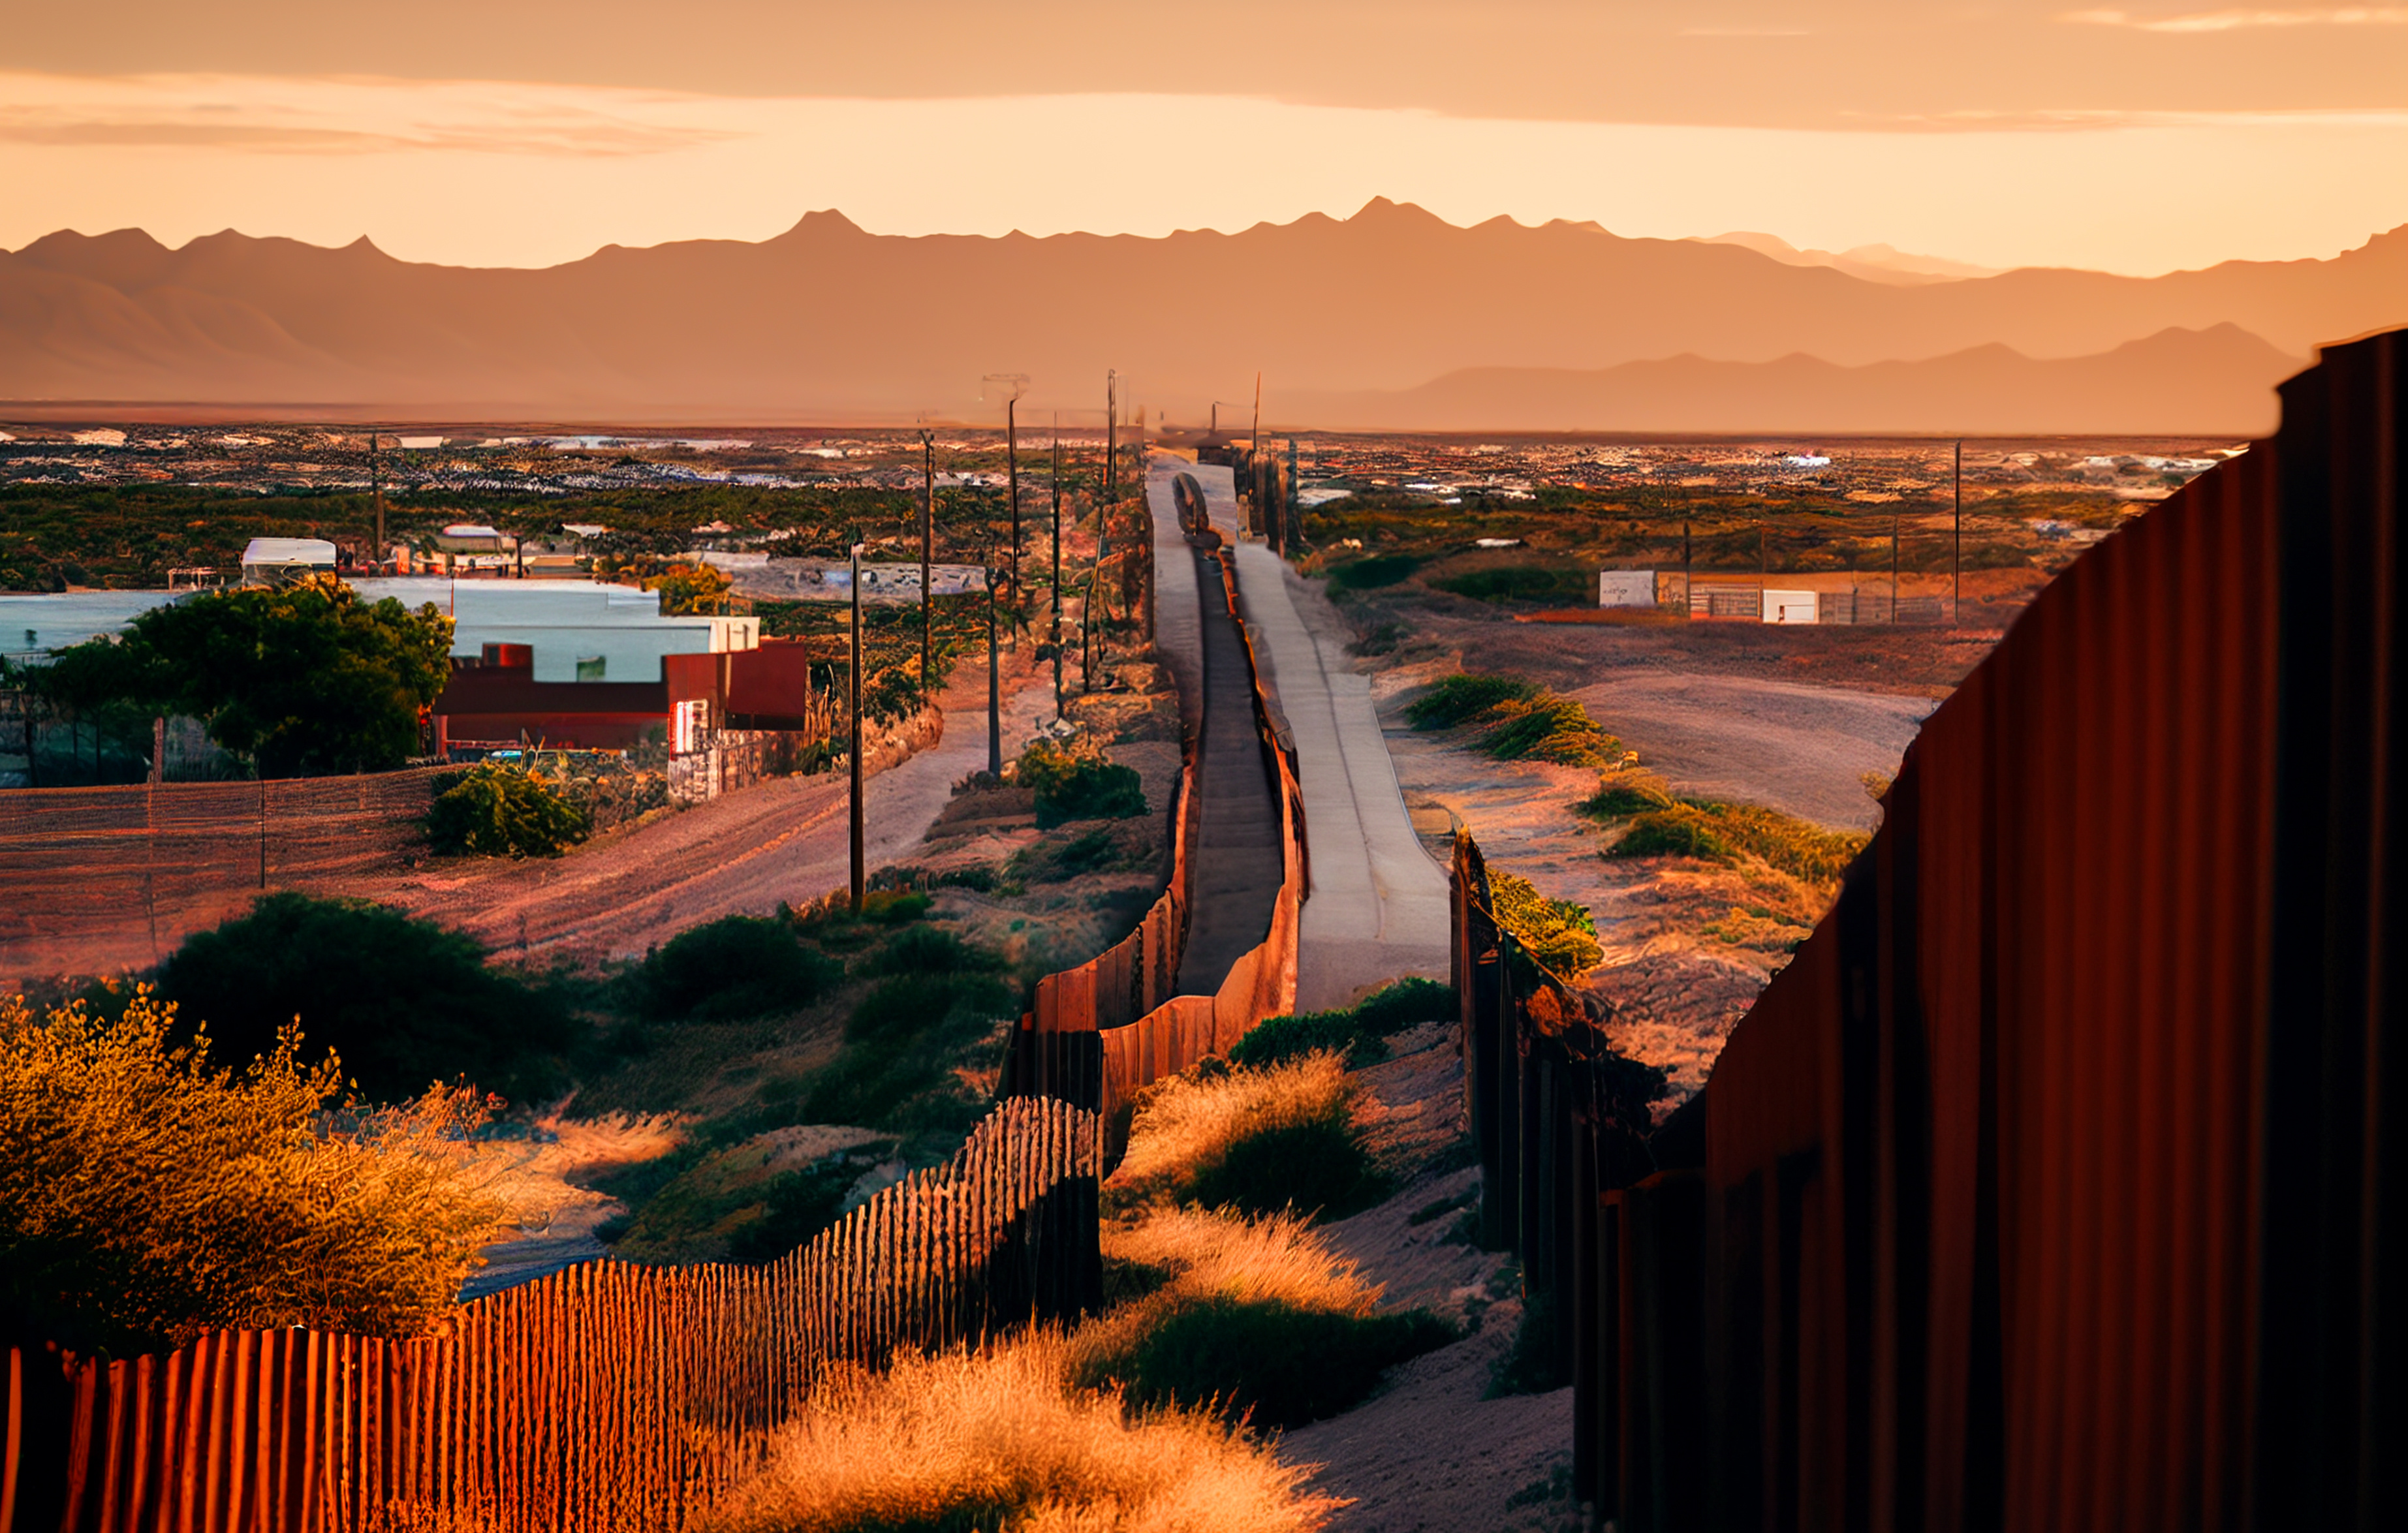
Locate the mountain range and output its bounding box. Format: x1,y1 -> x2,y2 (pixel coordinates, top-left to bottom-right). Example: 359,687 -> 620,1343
4,200 -> 2403,433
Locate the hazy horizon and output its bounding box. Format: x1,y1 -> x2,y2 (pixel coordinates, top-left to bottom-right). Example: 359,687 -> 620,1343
6,4 -> 2408,274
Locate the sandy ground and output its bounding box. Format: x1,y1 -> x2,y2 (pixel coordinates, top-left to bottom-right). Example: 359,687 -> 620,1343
356,663 -> 1059,965
1277,1023 -> 1582,1533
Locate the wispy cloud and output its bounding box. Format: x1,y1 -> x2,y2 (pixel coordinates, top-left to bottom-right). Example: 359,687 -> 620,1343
0,78 -> 738,158
2063,8 -> 2408,31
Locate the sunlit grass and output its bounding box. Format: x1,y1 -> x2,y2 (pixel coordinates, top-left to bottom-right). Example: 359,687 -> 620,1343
702,1335 -> 1342,1533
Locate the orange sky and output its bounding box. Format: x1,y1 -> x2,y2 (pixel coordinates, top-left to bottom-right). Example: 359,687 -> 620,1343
7,3 -> 2407,273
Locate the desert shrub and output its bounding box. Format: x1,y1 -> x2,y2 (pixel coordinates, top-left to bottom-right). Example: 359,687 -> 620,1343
1614,809 -> 1736,863
1230,1009 -> 1374,1068
1072,1209 -> 1455,1431
1016,738 -> 1148,828
1476,696 -> 1622,768
1092,1292 -> 1452,1430
1352,976 -> 1456,1034
1486,871 -> 1604,977
606,1143 -> 877,1265
1324,551 -> 1422,592
1009,821 -> 1152,884
1433,565 -> 1593,606
704,1336 -> 1338,1533
860,923 -> 997,978
426,763 -> 593,858
1232,977 -> 1457,1069
1114,1054 -> 1386,1222
1605,799 -> 1868,884
0,989 -> 503,1351
157,892 -> 578,1104
1406,672 -> 1621,767
797,973 -> 1014,1136
631,915 -> 842,1022
1580,777 -> 1676,818
1405,672 -> 1539,730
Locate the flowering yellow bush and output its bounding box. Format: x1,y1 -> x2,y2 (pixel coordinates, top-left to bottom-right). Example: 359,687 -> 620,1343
0,988 -> 505,1351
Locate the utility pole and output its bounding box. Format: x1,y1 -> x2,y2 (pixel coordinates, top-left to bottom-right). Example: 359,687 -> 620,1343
983,375 -> 1029,619
1891,506 -> 1902,624
1052,421 -> 1065,715
1104,370 -> 1118,503
986,552 -> 1003,777
849,541 -> 865,914
1682,510 -> 1693,619
920,427 -> 934,695
369,432 -> 386,569
1953,439 -> 1963,627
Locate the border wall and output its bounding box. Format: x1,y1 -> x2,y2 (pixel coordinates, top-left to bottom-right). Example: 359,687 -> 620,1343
1459,327 -> 2407,1532
998,544 -> 1305,1122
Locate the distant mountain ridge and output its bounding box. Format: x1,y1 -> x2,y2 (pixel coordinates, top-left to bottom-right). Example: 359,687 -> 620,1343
2,200 -> 2401,431
1284,324 -> 2297,435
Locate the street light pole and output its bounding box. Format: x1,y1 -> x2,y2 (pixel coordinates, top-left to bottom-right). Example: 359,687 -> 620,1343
849,540 -> 865,914
1052,422 -> 1065,715
920,428 -> 935,694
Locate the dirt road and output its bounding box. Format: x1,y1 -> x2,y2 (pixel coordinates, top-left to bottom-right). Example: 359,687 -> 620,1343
368,672 -> 1059,964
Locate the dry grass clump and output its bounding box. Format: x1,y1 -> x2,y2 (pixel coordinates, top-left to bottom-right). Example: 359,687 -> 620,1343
1072,1209 -> 1455,1431
702,1335 -> 1340,1533
1111,1055 -> 1384,1222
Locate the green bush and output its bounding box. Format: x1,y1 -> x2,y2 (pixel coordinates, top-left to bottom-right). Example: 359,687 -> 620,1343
800,972 -> 1014,1135
1580,778 -> 1676,818
1232,978 -> 1458,1069
1487,871 -> 1604,977
1080,1295 -> 1454,1429
1606,800 -> 1868,884
861,923 -> 997,978
156,892 -> 577,1104
1016,739 -> 1148,828
1433,565 -> 1593,606
1353,976 -> 1457,1034
1324,552 -> 1423,593
1477,697 -> 1621,768
631,916 -> 841,1022
1009,824 -> 1145,884
1183,1112 -> 1389,1222
426,764 -> 593,858
1405,672 -> 1539,730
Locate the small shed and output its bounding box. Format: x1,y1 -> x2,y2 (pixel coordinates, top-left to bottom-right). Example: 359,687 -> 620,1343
1598,570 -> 1655,608
240,538 -> 338,586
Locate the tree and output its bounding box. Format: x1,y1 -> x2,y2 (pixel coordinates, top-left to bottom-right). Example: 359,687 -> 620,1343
157,892 -> 580,1105
640,561 -> 733,616
0,988 -> 505,1351
426,763 -> 593,858
37,574 -> 452,778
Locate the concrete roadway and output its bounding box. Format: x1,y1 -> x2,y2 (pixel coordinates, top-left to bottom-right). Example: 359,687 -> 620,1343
1146,453 -> 1452,1012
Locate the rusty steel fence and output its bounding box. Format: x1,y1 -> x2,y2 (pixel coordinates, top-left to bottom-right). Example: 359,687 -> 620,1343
3,1085 -> 1099,1532
1458,327 -> 2408,1532
1001,546 -> 1304,1122
0,771 -> 448,980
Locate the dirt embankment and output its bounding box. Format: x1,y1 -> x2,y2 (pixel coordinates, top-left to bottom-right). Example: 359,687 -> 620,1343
1323,576 -> 1981,1105
1279,1023 -> 1582,1533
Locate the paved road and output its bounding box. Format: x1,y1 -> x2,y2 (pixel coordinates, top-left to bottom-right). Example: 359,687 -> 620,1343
1171,546 -> 1287,994
1148,453 -> 1450,1012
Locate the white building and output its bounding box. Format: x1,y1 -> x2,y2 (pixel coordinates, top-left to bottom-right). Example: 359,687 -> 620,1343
347,578 -> 758,682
